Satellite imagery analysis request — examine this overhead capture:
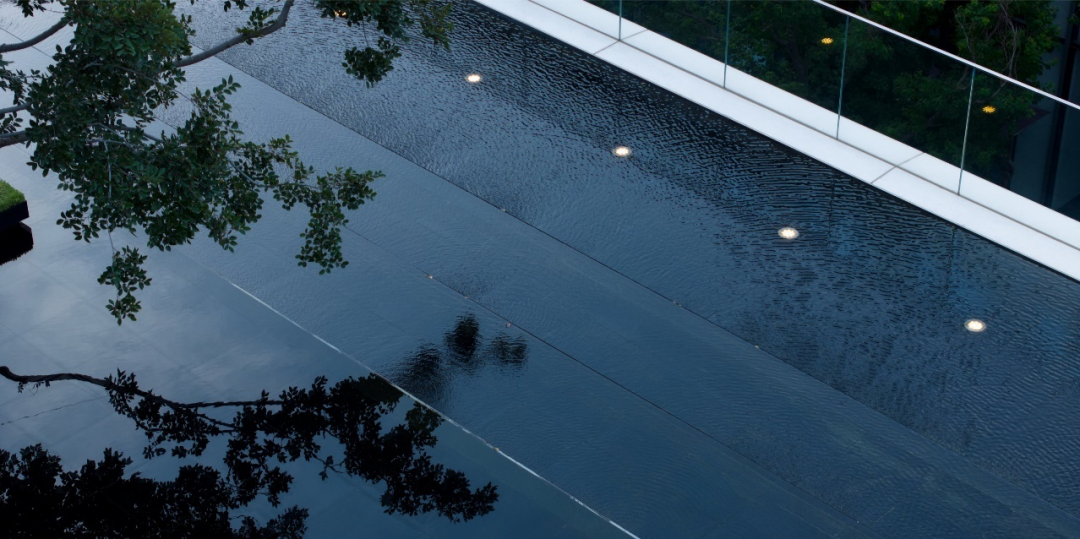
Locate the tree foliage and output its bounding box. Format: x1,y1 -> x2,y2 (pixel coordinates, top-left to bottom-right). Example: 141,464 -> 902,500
0,0 -> 452,324
1,444 -> 309,539
0,365 -> 498,538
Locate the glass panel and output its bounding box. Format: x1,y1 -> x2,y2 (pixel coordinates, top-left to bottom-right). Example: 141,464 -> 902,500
616,0 -> 728,61
1050,104 -> 1080,216
585,0 -> 622,20
578,0 -> 622,39
1006,93 -> 1060,204
725,0 -> 848,114
1049,52 -> 1080,216
962,72 -> 1059,201
839,12 -> 972,169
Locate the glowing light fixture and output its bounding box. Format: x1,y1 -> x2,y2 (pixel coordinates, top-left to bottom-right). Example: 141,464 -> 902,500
965,319 -> 986,333
982,105 -> 996,114
334,10 -> 347,17
466,73 -> 482,83
778,227 -> 799,239
821,37 -> 834,45
613,146 -> 632,157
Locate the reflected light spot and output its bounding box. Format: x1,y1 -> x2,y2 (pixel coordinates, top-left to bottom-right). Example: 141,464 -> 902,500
982,105 -> 996,114
466,73 -> 482,83
821,37 -> 834,45
778,227 -> 799,239
613,146 -> 631,157
965,319 -> 986,333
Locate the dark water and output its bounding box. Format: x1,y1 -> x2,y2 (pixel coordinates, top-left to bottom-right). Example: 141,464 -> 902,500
169,0 -> 1080,534
0,140 -> 631,539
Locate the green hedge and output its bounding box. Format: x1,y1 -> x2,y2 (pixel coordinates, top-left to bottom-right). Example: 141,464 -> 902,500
0,179 -> 26,213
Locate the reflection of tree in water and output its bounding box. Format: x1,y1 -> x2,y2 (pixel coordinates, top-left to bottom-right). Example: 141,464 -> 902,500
0,365 -> 497,538
393,314 -> 528,408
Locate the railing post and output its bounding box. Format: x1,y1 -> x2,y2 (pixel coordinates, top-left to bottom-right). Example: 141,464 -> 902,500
959,70 -> 977,195
836,16 -> 849,139
618,0 -> 623,41
723,0 -> 731,88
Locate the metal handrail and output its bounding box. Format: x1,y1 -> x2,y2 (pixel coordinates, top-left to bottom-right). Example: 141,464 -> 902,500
811,0 -> 1080,113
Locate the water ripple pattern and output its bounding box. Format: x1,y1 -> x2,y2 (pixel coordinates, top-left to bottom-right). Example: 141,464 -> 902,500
176,0 -> 1080,527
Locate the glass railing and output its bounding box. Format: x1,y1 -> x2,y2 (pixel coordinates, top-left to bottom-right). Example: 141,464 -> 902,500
587,0 -> 1080,222
727,0 -> 848,118
840,10 -> 973,173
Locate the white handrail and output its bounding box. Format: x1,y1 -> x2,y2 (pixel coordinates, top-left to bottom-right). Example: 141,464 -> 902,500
811,0 -> 1080,112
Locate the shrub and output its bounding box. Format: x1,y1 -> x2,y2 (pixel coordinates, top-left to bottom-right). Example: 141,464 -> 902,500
0,179 -> 25,213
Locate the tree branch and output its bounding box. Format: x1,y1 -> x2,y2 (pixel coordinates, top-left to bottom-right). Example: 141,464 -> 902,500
176,0 -> 295,68
105,122 -> 164,143
0,19 -> 67,53
0,366 -> 285,410
0,130 -> 29,148
0,103 -> 29,115
0,365 -> 281,432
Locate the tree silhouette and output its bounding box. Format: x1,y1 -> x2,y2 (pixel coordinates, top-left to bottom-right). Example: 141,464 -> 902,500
1,444 -> 308,538
0,364 -> 498,538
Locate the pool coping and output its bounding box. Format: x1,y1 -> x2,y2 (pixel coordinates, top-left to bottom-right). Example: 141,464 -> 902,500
473,0 -> 1080,284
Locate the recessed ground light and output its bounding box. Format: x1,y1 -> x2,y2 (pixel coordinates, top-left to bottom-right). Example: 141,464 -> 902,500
466,73 -> 482,83
778,227 -> 799,239
821,37 -> 834,45
982,105 -> 996,114
965,319 -> 986,333
613,146 -> 631,157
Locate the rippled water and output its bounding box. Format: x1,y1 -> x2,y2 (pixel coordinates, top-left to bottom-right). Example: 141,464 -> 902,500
176,0 -> 1080,526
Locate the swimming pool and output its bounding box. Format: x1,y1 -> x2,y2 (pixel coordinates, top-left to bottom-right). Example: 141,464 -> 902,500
169,1 -> 1080,536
